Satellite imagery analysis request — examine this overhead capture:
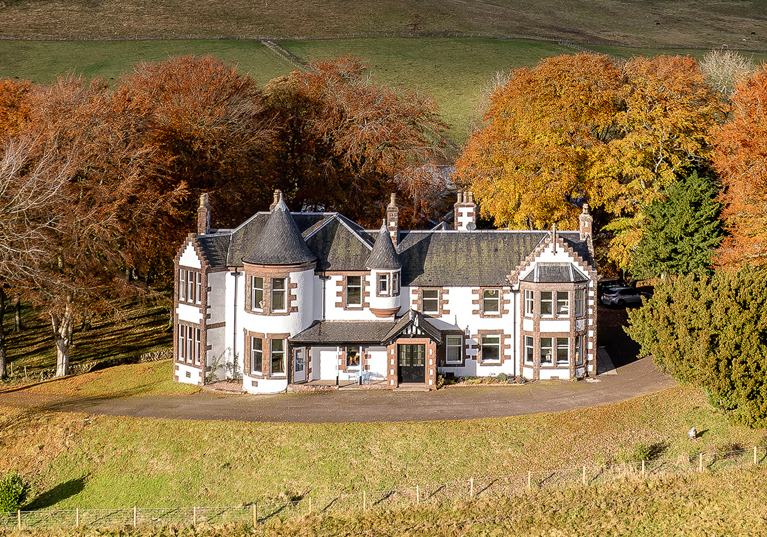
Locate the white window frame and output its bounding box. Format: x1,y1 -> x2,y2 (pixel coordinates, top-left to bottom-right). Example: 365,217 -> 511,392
540,292 -> 553,317
252,276 -> 264,311
556,337 -> 569,366
524,290 -> 534,317
251,336 -> 263,374
271,339 -> 286,376
179,269 -> 201,305
445,335 -> 463,364
422,289 -> 439,315
575,288 -> 584,317
480,334 -> 501,363
575,335 -> 584,366
556,291 -> 569,316
346,275 -> 363,307
178,324 -> 201,366
392,273 -> 400,295
525,336 -> 534,365
540,337 -> 553,365
482,289 -> 501,315
271,277 -> 287,312
377,273 -> 389,296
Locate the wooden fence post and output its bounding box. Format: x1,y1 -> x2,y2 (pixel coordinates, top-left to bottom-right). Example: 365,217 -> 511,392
17,510 -> 21,530
308,496 -> 312,514
252,503 -> 257,527
527,471 -> 532,491
133,506 -> 137,528
76,508 -> 79,528
755,446 -> 759,465
470,478 -> 474,498
641,460 -> 646,478
193,506 -> 197,526
582,466 -> 586,486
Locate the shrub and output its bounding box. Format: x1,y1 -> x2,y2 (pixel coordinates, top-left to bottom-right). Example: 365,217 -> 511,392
0,473 -> 30,512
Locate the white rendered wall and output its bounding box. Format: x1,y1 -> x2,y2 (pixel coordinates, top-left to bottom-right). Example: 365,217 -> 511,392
366,348 -> 388,381
207,271 -> 227,325
324,275 -> 378,321
179,242 -> 202,269
206,325 -> 228,381
177,362 -> 203,385
239,267 -> 316,337
242,377 -> 288,394
176,303 -> 203,324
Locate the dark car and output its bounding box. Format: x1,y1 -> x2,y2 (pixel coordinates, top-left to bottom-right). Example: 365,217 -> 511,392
600,287 -> 650,307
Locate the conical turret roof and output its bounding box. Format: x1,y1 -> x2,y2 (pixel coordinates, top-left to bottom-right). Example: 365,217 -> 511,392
365,223 -> 401,269
243,195 -> 317,266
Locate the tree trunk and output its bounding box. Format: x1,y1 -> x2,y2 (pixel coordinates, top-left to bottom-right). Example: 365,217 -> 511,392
0,288 -> 6,379
13,297 -> 22,332
51,299 -> 74,377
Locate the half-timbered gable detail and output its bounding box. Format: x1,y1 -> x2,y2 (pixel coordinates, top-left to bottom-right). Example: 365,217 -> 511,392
174,191 -> 599,393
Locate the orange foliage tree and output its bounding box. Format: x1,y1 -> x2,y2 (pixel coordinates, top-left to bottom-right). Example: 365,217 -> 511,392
456,53 -> 726,270
264,57 -> 450,228
712,65 -> 767,268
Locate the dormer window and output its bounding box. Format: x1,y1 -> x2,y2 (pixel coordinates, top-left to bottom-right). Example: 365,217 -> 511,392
377,273 -> 389,296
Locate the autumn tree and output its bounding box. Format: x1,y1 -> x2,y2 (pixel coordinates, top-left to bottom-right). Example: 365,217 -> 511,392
626,267 -> 767,428
456,53 -> 727,271
700,48 -> 756,96
631,172 -> 723,280
263,56 -> 449,228
712,64 -> 767,268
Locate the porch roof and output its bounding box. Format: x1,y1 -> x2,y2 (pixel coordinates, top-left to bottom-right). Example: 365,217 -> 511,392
290,320 -> 397,344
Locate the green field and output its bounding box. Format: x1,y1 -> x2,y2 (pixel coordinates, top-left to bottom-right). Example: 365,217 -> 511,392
1,37 -> 742,145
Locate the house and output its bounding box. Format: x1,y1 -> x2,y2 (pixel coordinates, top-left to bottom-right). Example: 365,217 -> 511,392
173,190 -> 598,393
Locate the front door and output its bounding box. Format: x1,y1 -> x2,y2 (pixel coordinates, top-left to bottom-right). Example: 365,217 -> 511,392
398,344 -> 425,384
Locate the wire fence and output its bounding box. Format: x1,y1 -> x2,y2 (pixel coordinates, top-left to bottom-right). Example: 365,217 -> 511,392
1,444 -> 764,531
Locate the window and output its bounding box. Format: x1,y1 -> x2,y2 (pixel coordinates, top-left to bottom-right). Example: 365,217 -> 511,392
250,336 -> 263,374
271,278 -> 286,312
525,336 -> 534,365
179,269 -> 201,305
524,290 -> 534,316
556,291 -> 569,316
481,334 -> 501,363
446,335 -> 462,364
346,346 -> 360,368
271,339 -> 285,375
556,338 -> 569,366
392,273 -> 400,295
575,335 -> 584,366
575,288 -> 584,317
540,292 -> 553,316
378,273 -> 389,295
178,324 -> 201,366
540,337 -> 553,365
251,276 -> 264,310
422,289 -> 439,314
347,276 -> 362,306
482,289 -> 500,314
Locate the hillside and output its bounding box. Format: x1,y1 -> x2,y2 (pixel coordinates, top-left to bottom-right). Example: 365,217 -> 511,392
0,0 -> 765,50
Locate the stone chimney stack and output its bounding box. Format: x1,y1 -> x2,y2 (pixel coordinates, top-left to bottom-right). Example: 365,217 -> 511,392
387,193 -> 399,246
454,190 -> 477,231
579,203 -> 593,241
269,189 -> 282,211
197,193 -> 211,235
552,222 -> 558,254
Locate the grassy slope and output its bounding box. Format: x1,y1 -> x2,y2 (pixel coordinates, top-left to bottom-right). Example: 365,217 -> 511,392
0,0 -> 765,50
2,360 -> 766,511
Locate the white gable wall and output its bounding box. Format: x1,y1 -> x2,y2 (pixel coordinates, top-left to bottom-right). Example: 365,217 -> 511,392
179,242 -> 202,269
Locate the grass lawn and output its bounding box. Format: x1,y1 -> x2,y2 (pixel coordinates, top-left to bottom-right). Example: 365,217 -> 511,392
1,356 -> 766,511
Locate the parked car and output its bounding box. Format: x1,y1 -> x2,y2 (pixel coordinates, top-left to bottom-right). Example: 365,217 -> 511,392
600,287 -> 650,307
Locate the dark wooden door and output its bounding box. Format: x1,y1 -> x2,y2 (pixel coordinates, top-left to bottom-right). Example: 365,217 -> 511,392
398,344 -> 425,384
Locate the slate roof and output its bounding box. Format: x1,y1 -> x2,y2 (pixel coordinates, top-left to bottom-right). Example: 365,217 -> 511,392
365,225 -> 401,270
241,197 -> 317,265
521,262 -> 590,283
291,320 -> 396,343
192,203 -> 595,282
